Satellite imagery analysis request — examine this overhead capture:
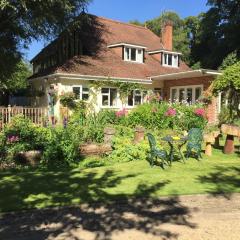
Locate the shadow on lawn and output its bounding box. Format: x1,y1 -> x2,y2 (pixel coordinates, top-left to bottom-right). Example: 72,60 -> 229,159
0,168 -> 196,240
198,166 -> 240,199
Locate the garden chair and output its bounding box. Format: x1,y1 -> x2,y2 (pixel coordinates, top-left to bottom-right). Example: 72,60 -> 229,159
186,128 -> 203,160
147,133 -> 168,168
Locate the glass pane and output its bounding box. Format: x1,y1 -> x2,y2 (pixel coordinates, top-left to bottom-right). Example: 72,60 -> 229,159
173,55 -> 178,67
110,88 -> 117,106
128,91 -> 134,106
134,95 -> 142,105
168,54 -> 172,65
82,94 -> 89,100
171,89 -> 177,102
187,88 -> 193,104
82,87 -> 89,92
179,88 -> 185,103
195,87 -> 202,101
143,90 -> 148,101
164,54 -> 167,64
73,87 -> 80,99
101,88 -> 109,94
125,48 -> 130,60
102,95 -> 109,106
135,90 -> 141,95
131,48 -> 136,61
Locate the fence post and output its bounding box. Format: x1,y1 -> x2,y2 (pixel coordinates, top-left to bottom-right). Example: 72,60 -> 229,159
8,105 -> 11,123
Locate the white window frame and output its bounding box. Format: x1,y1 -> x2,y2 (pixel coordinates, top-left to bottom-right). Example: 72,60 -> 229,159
72,85 -> 90,101
101,87 -> 118,108
124,47 -> 143,63
170,85 -> 203,104
162,53 -> 179,68
127,90 -> 147,107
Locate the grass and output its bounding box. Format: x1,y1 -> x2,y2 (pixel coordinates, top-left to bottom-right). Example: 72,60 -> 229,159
0,148 -> 240,213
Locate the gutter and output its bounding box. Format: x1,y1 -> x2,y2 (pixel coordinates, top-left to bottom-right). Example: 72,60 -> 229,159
149,69 -> 222,80
28,73 -> 152,84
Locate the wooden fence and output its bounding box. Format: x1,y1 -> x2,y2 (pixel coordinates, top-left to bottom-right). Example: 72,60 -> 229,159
0,106 -> 48,128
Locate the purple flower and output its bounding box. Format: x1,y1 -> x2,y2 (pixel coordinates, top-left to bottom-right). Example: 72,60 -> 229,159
7,135 -> 20,144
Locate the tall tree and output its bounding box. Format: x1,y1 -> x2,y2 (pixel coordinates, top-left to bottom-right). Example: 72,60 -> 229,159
190,0 -> 240,69
0,0 -> 91,89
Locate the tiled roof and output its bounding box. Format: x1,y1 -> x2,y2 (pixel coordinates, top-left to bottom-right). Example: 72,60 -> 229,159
30,15 -> 190,80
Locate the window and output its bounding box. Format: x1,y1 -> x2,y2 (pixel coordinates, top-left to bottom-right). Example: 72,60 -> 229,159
128,90 -> 147,106
170,85 -> 203,104
124,47 -> 143,63
72,86 -> 89,100
163,53 -> 179,68
101,88 -> 117,107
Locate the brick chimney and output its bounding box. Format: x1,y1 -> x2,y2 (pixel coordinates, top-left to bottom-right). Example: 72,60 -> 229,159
161,21 -> 173,51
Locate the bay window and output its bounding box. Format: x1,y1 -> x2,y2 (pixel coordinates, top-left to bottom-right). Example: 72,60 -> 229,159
170,85 -> 203,104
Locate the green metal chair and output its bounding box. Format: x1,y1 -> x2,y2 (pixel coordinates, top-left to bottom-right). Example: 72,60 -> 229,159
147,133 -> 168,168
186,128 -> 203,160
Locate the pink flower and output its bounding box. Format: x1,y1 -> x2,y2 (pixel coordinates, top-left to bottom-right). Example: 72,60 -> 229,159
116,108 -> 128,118
194,108 -> 205,117
165,108 -> 177,116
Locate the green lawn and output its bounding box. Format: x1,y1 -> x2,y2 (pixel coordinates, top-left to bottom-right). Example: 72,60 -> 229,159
0,148 -> 240,212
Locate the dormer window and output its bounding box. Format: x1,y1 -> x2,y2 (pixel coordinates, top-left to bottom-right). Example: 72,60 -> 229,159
124,47 -> 143,63
163,53 -> 179,68
107,43 -> 145,64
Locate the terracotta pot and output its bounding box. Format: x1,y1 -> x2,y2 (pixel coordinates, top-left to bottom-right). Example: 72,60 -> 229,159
16,150 -> 42,166
80,143 -> 112,156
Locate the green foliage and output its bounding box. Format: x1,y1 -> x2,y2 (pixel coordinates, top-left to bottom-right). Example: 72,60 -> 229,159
0,0 -> 91,86
0,116 -> 48,163
219,51 -> 239,70
107,135 -> 149,164
213,61 -> 240,121
59,92 -> 77,109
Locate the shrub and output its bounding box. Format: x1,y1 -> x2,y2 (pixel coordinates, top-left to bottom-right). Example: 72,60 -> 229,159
127,102 -> 207,131
0,115 -> 48,164
59,92 -> 76,109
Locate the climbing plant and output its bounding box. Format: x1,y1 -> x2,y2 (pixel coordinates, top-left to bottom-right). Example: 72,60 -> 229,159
213,61 -> 240,122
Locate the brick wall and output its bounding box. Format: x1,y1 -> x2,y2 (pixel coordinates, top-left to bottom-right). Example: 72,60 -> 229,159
163,76 -> 218,123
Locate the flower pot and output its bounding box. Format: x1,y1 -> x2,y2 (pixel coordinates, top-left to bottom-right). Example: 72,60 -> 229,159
16,150 -> 42,166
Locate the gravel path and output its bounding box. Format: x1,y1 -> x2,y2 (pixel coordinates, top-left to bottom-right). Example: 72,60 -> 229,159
1,194 -> 240,240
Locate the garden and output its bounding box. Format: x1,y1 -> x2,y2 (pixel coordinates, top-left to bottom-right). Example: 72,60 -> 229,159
0,62 -> 240,212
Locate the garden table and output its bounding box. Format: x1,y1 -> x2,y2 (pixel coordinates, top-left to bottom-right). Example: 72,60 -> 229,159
161,135 -> 188,166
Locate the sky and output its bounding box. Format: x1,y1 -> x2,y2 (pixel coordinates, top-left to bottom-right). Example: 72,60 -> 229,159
25,0 -> 209,61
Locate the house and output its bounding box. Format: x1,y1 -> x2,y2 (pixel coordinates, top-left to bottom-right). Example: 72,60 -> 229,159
29,13 -> 221,123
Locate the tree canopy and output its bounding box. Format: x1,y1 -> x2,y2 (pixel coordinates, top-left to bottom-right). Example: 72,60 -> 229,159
0,0 -> 91,90
130,0 -> 240,69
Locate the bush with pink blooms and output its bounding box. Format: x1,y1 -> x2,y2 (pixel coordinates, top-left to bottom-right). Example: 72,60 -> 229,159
127,102 -> 207,131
